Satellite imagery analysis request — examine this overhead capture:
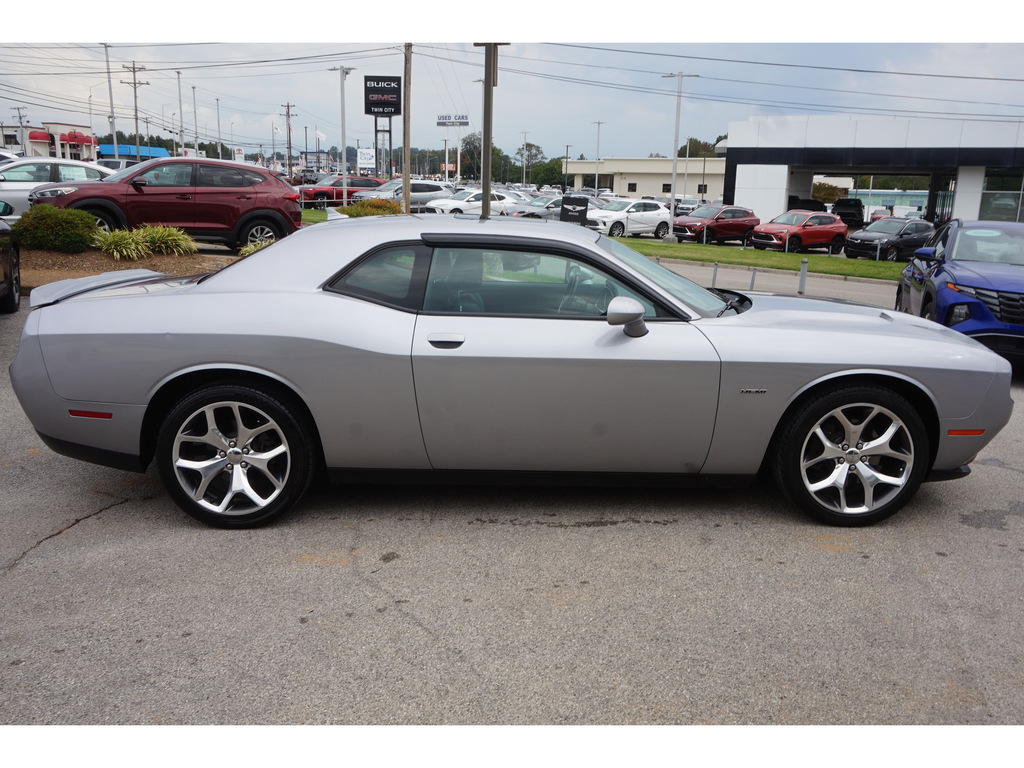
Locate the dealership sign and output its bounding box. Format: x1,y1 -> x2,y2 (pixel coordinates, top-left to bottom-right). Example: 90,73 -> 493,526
437,113 -> 470,127
364,76 -> 401,116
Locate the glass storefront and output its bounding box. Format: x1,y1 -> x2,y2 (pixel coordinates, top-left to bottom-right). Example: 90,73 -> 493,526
981,169 -> 1024,222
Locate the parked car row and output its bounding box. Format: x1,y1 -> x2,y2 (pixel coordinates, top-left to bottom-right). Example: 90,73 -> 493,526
0,157 -> 113,222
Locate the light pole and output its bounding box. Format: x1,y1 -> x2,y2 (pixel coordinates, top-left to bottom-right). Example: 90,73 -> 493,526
564,144 -> 571,192
329,65 -> 355,204
521,131 -> 528,186
662,72 -> 699,240
592,121 -> 604,192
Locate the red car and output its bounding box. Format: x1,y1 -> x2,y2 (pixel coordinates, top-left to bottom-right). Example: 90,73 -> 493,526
299,175 -> 384,207
672,204 -> 760,244
750,210 -> 848,253
28,157 -> 302,250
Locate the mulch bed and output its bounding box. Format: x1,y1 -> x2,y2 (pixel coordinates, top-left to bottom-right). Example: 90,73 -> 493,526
21,248 -> 238,290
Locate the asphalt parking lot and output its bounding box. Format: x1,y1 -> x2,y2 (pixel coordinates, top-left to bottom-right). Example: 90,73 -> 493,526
1,272 -> 1022,727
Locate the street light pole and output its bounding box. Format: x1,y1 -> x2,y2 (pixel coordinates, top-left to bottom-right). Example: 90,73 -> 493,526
662,72 -> 699,240
592,121 -> 604,192
329,65 -> 355,204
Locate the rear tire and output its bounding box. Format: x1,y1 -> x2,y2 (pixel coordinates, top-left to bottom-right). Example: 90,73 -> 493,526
772,384 -> 929,526
156,383 -> 316,528
238,220 -> 281,249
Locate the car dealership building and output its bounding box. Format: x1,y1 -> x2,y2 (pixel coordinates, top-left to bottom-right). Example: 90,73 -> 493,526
567,114 -> 1024,223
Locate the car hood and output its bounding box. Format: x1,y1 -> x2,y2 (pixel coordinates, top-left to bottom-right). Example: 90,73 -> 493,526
944,260 -> 1024,291
848,230 -> 893,243
29,270 -> 199,308
673,215 -> 712,226
756,223 -> 797,233
719,292 -> 997,355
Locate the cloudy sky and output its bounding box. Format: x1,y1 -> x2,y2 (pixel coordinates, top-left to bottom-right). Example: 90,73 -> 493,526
5,5 -> 1023,165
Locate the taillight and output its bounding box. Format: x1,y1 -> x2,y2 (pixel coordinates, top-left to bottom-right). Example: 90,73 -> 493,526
283,192 -> 300,201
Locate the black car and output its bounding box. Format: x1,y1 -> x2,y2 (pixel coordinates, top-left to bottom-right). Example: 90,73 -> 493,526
0,202 -> 20,314
844,217 -> 935,261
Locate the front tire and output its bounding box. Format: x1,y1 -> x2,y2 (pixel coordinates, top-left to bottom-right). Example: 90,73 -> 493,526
772,384 -> 929,526
87,208 -> 117,233
786,236 -> 802,253
0,246 -> 20,314
609,222 -> 625,238
156,383 -> 316,528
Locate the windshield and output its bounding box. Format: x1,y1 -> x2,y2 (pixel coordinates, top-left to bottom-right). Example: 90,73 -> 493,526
104,158 -> 162,182
528,196 -> 557,207
448,189 -> 475,201
597,236 -> 726,315
601,200 -> 633,212
688,206 -> 721,219
864,218 -> 905,234
771,212 -> 810,226
951,226 -> 1024,266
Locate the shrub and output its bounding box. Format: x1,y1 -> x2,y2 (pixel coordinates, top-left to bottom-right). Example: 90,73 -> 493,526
236,240 -> 272,258
12,205 -> 97,253
342,199 -> 404,217
93,229 -> 149,261
136,225 -> 197,255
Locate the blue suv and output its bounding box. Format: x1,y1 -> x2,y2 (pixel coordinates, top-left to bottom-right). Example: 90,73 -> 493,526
895,219 -> 1024,361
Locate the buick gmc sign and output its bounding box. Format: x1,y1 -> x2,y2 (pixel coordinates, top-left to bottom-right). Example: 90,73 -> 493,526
364,76 -> 402,116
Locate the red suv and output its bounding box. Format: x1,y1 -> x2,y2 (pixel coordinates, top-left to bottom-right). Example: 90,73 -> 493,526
299,175 -> 384,208
751,210 -> 848,253
672,204 -> 760,244
28,158 -> 302,249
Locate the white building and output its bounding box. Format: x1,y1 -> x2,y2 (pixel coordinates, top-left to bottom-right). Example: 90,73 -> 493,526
724,114 -> 1024,222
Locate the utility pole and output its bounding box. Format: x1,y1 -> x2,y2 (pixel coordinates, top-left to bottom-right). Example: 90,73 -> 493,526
281,103 -> 296,179
473,42 -> 508,219
102,43 -> 119,160
216,98 -> 222,159
192,86 -> 198,156
403,44 -> 412,212
521,131 -> 528,186
564,144 -> 571,191
120,61 -> 149,161
176,71 -> 184,157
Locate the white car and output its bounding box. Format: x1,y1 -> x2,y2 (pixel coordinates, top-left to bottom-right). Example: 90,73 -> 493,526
585,199 -> 671,238
351,179 -> 454,211
0,157 -> 112,222
424,189 -> 521,215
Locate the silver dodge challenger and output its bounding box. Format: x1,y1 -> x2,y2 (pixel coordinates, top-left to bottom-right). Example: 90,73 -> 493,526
10,216 -> 1014,528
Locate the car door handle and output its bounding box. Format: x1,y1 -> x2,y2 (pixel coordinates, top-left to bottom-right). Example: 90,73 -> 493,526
236,194 -> 253,200
427,333 -> 465,349
176,194 -> 193,200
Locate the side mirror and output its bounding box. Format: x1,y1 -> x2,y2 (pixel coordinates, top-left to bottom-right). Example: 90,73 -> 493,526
913,246 -> 941,262
606,296 -> 648,338
130,178 -> 147,188
0,201 -> 13,216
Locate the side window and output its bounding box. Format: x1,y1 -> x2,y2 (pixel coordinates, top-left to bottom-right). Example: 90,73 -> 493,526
58,164 -> 98,181
326,244 -> 431,311
928,225 -> 951,259
137,163 -> 193,187
422,247 -> 658,318
198,165 -> 247,187
240,169 -> 267,185
3,162 -> 51,182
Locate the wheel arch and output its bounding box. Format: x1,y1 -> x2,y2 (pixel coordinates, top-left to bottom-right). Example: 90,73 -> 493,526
761,372 -> 940,477
69,199 -> 127,228
232,209 -> 294,244
139,367 -> 325,472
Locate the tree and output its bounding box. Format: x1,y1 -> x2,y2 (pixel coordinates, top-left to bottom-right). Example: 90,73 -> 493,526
812,182 -> 845,205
